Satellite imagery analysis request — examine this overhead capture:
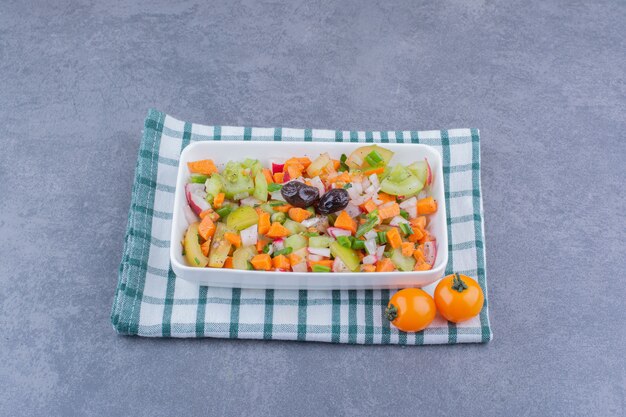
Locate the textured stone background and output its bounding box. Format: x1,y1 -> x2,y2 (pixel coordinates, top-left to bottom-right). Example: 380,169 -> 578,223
1,1 -> 624,416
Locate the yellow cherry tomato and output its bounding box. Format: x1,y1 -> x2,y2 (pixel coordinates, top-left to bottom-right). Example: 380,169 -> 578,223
434,273 -> 484,323
385,288 -> 436,332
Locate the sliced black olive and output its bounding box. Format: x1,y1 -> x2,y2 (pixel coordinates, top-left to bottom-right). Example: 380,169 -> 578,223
280,181 -> 320,208
316,188 -> 350,215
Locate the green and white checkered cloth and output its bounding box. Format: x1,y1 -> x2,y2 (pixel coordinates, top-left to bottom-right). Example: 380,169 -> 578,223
111,109 -> 492,344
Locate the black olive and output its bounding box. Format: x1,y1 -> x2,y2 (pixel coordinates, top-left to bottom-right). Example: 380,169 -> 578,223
316,189 -> 350,215
280,181 -> 320,208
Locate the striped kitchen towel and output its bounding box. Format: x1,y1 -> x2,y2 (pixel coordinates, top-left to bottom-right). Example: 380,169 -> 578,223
111,109 -> 492,344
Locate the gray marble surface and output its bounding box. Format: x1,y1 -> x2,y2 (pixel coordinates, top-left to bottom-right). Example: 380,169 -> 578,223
1,1 -> 624,416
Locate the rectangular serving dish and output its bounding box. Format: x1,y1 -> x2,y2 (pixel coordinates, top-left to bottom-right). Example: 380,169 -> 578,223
170,141 -> 448,290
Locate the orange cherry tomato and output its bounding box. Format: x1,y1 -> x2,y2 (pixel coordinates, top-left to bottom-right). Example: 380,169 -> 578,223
385,288 -> 436,332
434,273 -> 484,323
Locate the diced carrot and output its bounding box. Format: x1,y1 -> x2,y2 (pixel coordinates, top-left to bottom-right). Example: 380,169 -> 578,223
308,260 -> 334,269
256,238 -> 269,253
408,226 -> 425,243
328,172 -> 350,184
274,204 -> 292,213
334,211 -> 356,234
200,238 -> 212,257
250,254 -> 272,271
332,159 -> 341,170
378,192 -> 396,204
362,264 -> 376,272
410,216 -> 427,229
361,200 -> 378,213
258,212 -> 271,235
266,222 -> 291,238
417,197 -> 437,215
363,166 -> 385,176
386,228 -> 402,249
376,258 -> 395,272
288,207 -> 312,222
198,216 -> 216,240
272,254 -> 291,270
287,164 -> 303,179
413,247 -> 425,262
187,159 -> 218,175
224,232 -> 241,248
288,253 -> 302,266
223,257 -> 233,268
418,231 -> 433,245
273,172 -> 284,183
297,157 -> 312,168
213,192 -> 225,209
414,261 -> 432,271
358,251 -> 365,261
262,168 -> 274,184
401,242 -> 415,257
378,202 -> 400,220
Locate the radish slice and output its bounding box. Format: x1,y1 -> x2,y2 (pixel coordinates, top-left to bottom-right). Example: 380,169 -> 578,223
308,247 -> 331,257
364,239 -> 377,255
240,224 -> 258,247
362,255 -> 377,265
327,227 -> 352,238
425,158 -> 433,186
389,216 -> 409,226
283,172 -> 291,182
363,230 -> 377,241
423,240 -> 437,266
333,257 -> 350,272
185,183 -> 211,215
272,163 -> 284,174
183,204 -> 198,225
308,254 -> 323,261
272,239 -> 284,251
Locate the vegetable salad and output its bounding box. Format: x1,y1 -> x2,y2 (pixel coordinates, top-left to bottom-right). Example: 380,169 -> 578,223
181,145 -> 439,273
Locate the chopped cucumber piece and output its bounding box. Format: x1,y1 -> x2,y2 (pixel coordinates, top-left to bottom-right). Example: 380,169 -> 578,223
253,171 -> 268,202
390,248 -> 416,271
346,145 -> 394,170
204,173 -> 223,200
222,161 -> 254,198
184,222 -> 209,267
283,219 -> 306,235
408,161 -> 428,186
271,212 -> 286,224
226,206 -> 259,231
330,241 -> 360,272
284,234 -> 308,251
308,235 -> 334,248
232,246 -> 256,270
208,222 -> 234,268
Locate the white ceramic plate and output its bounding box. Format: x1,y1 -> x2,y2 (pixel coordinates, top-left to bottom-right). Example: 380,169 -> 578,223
170,141 -> 448,289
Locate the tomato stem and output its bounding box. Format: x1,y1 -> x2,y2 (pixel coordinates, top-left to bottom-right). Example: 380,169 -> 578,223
384,304 -> 398,321
451,273 -> 468,292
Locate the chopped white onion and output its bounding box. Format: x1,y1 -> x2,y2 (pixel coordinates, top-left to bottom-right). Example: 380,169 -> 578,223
363,230 -> 377,241
353,181 -> 363,195
376,245 -> 385,259
308,254 -> 323,261
344,203 -> 361,218
362,177 -> 371,189
186,183 -> 205,193
233,192 -> 249,200
308,247 -> 331,257
301,217 -> 322,228
389,216 -> 409,226
333,257 -> 350,272
327,227 -> 352,238
270,191 -> 285,201
240,224 -> 258,246
362,254 -> 377,265
364,239 -> 377,255
369,174 -> 380,188
399,197 -> 417,209
365,185 -> 376,195
292,262 -> 308,272
240,196 -> 261,207
310,176 -> 326,195
417,190 -> 429,200
372,197 -> 383,205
